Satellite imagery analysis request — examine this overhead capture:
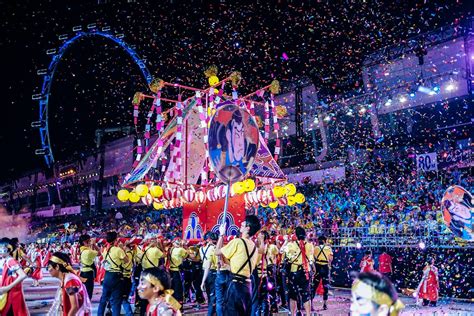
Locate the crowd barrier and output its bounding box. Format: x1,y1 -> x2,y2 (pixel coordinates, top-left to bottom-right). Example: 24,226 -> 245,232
312,223 -> 473,249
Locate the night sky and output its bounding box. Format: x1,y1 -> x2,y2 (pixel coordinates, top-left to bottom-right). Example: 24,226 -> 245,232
0,0 -> 469,182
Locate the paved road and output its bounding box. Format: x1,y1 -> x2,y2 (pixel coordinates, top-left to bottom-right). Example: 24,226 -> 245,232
25,273 -> 474,315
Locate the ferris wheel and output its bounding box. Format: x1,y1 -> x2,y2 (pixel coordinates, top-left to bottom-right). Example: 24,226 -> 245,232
32,24 -> 153,167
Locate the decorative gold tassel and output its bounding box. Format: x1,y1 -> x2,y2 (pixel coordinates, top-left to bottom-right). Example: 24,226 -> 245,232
204,65 -> 218,78
270,80 -> 280,94
230,71 -> 242,88
133,92 -> 144,104
275,105 -> 288,118
149,78 -> 165,93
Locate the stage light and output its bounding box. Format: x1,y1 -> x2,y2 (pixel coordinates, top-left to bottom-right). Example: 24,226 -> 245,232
356,242 -> 362,249
409,92 -> 416,98
433,86 -> 440,92
267,282 -> 274,290
418,241 -> 426,249
417,86 -> 432,94
359,107 -> 366,114
445,83 -> 456,92
324,115 -> 331,121
399,96 -> 407,103
384,99 -> 392,106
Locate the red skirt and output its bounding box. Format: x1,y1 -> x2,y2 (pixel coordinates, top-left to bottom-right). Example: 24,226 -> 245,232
31,266 -> 43,280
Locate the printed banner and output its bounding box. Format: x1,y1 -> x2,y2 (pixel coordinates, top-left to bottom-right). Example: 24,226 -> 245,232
438,148 -> 472,170
416,152 -> 438,172
182,194 -> 246,240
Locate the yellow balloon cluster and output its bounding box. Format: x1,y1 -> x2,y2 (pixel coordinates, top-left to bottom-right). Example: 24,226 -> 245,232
233,179 -> 256,195
267,182 -> 305,207
150,185 -> 163,198
117,189 -> 130,202
135,184 -> 149,197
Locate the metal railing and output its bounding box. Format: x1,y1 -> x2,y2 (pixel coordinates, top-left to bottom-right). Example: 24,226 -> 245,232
312,223 -> 473,249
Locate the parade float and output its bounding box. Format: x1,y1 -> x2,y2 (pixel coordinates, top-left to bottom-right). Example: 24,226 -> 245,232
116,67 -> 306,240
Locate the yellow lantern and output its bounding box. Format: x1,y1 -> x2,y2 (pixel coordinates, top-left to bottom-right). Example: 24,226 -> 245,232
232,182 -> 245,195
150,185 -> 163,198
287,195 -> 296,206
129,191 -> 140,203
135,184 -> 149,197
295,193 -> 305,204
269,201 -> 279,209
273,186 -> 285,198
285,183 -> 297,196
117,189 -> 130,202
153,202 -> 163,210
208,75 -> 219,86
244,179 -> 256,192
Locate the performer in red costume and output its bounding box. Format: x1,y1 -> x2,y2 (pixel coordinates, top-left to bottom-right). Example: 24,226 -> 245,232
47,251 -> 92,315
0,238 -> 29,316
378,248 -> 393,279
360,250 -> 374,273
415,257 -> 439,307
30,244 -> 43,287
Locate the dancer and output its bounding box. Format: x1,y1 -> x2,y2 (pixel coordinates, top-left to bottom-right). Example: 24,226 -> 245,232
251,230 -> 271,316
313,235 -> 333,310
137,267 -> 181,316
166,238 -> 187,309
30,244 -> 43,287
97,231 -> 129,316
415,257 -> 439,307
282,227 -> 314,316
47,252 -> 92,315
121,241 -> 135,316
350,271 -> 404,316
378,248 -> 393,280
360,250 -> 374,273
215,215 -> 261,316
135,237 -> 164,316
78,234 -> 99,299
200,232 -> 218,316
0,238 -> 29,316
